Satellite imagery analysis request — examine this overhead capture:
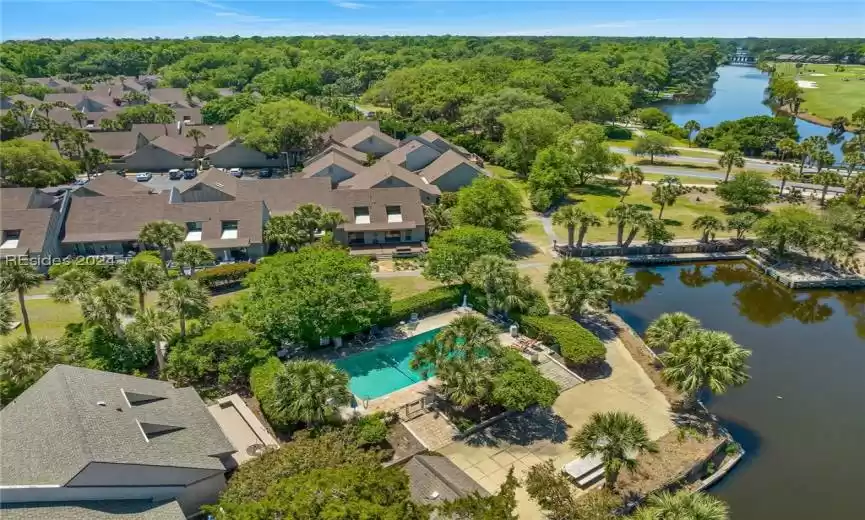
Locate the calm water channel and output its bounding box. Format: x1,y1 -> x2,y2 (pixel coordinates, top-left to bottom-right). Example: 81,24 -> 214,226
661,65 -> 850,161
613,262 -> 865,520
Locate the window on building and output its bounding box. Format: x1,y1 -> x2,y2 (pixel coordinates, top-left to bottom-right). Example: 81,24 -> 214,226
385,230 -> 402,243
221,220 -> 239,240
386,205 -> 403,223
354,207 -> 370,225
185,222 -> 202,242
348,232 -> 365,245
0,230 -> 21,249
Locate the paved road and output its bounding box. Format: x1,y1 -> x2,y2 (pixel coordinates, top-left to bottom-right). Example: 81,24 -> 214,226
612,166 -> 846,194
609,145 -> 816,174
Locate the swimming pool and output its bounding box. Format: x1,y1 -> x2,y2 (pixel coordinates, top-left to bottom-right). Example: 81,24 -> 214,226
334,327 -> 441,400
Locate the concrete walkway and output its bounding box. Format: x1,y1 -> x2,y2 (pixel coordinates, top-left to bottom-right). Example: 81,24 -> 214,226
438,336 -> 674,519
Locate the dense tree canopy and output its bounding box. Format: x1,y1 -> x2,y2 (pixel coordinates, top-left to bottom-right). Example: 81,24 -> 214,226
423,226 -> 512,284
229,99 -> 335,158
244,246 -> 390,345
451,177 -> 526,235
0,139 -> 77,187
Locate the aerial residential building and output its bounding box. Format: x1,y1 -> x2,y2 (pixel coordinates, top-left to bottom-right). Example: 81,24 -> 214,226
0,188 -> 70,270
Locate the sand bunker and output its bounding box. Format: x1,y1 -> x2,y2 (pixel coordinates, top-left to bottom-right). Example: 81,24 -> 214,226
797,80 -> 818,89
809,73 -> 827,77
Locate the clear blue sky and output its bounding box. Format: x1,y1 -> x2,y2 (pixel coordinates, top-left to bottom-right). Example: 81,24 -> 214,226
1,1 -> 862,41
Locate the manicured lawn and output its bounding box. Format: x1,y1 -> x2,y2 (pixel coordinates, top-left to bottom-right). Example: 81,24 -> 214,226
211,288 -> 249,306
642,173 -> 719,185
771,62 -> 865,121
487,165 -> 529,206
378,276 -> 441,300
554,182 -> 735,243
2,298 -> 82,344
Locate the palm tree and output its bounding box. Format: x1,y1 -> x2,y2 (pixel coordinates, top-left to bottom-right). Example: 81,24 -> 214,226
63,128 -> 93,161
118,260 -> 165,311
43,122 -> 70,153
158,278 -> 209,338
81,148 -> 110,180
843,149 -> 864,179
79,281 -> 136,335
683,120 -> 701,147
569,411 -> 658,489
651,177 -> 683,220
320,210 -> 346,233
691,215 -> 724,243
264,214 -> 305,252
292,203 -> 325,244
718,149 -> 745,182
813,170 -> 843,206
776,138 -> 798,163
813,149 -> 836,174
634,490 -> 729,520
126,308 -> 175,373
552,205 -> 601,250
186,128 -> 206,158
846,173 -> 865,200
173,243 -> 215,277
437,359 -> 493,408
71,109 -> 87,128
0,259 -> 43,336
0,294 -> 14,335
606,203 -> 645,247
437,314 -> 501,363
138,220 -> 186,275
617,166 -> 644,200
271,360 -> 351,426
50,268 -> 97,303
0,336 -> 65,402
800,135 -> 829,174
152,104 -> 175,136
644,312 -> 701,351
772,164 -> 799,197
424,204 -> 451,236
466,255 -> 529,315
660,329 -> 751,409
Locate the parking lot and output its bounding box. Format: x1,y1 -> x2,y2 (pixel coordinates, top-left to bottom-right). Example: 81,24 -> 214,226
70,168 -> 293,194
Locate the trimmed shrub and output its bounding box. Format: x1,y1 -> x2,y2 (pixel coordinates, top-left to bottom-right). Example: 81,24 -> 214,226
604,125 -> 632,140
249,356 -> 288,430
492,349 -> 559,411
351,412 -> 390,447
192,262 -> 256,289
384,286 -> 461,325
517,314 -> 605,366
48,257 -> 115,279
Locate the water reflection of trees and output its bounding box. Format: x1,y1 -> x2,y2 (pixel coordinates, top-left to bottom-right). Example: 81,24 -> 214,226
613,270 -> 665,304
835,291 -> 865,340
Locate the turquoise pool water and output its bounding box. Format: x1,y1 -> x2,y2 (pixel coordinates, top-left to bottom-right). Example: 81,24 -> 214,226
334,327 -> 442,400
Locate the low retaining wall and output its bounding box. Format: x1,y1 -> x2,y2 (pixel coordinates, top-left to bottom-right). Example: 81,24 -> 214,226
557,240 -> 749,258
746,253 -> 865,289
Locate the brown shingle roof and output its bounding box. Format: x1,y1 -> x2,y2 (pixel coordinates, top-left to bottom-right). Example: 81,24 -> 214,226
380,140 -> 436,168
303,142 -> 367,166
148,88 -> 195,108
340,160 -> 441,198
147,135 -> 195,157
420,150 -> 483,183
332,187 -> 424,232
324,121 -> 381,144
236,178 -> 334,215
75,174 -> 153,197
178,168 -> 239,197
301,151 -> 368,179
340,126 -> 399,149
1,188 -> 39,210
404,455 -> 488,505
0,209 -> 53,255
419,130 -> 470,156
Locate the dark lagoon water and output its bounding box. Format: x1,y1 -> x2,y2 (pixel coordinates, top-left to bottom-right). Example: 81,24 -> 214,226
613,262 -> 865,520
661,65 -> 850,161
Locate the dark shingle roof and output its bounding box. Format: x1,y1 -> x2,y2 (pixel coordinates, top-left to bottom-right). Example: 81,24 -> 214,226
235,177 -> 334,215
303,142 -> 367,166
404,455 -> 488,505
324,121 -> 381,143
332,187 -> 424,232
0,365 -> 234,486
420,150 -> 483,183
0,208 -> 53,255
340,126 -> 399,149
301,151 -> 368,179
0,500 -> 184,520
340,160 -> 441,198
75,174 -> 153,197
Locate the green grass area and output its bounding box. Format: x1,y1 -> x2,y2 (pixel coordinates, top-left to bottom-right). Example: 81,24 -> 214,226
634,159 -> 720,171
354,103 -> 392,115
771,62 -> 865,121
2,298 -> 82,344
211,288 -> 249,306
642,173 -> 719,185
378,276 -> 442,300
554,182 -> 734,243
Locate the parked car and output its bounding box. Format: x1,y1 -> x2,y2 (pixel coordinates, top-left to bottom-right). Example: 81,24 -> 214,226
73,179 -> 87,186
135,172 -> 152,182
168,169 -> 183,180
258,168 -> 272,178
229,168 -> 243,178
183,168 -> 197,179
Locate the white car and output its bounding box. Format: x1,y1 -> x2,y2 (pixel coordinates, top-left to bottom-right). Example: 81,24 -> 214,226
135,172 -> 152,182
229,168 -> 243,178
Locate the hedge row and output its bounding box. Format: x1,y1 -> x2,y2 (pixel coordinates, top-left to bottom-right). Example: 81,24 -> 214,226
517,314 -> 605,366
249,356 -> 289,431
383,286 -> 462,325
192,262 -> 256,289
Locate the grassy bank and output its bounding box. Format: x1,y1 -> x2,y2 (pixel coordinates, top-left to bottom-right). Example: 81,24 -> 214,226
770,62 -> 865,122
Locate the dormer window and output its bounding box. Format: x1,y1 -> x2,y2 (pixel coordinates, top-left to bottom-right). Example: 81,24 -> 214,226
386,206 -> 402,223
185,222 -> 202,242
221,220 -> 238,239
354,207 -> 370,225
0,230 -> 21,249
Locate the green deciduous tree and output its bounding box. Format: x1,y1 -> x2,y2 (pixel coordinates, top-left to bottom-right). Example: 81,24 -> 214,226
633,133 -> 678,165
158,278 -> 210,339
553,205 -> 602,250
525,460 -> 621,520
727,212 -> 759,240
716,171 -> 774,210
570,411 -> 658,489
437,467 -> 519,520
559,123 -> 626,186
424,226 -> 511,284
635,107 -> 671,130
463,87 -> 553,141
755,207 -> 823,256
138,221 -> 185,275
229,99 -> 335,168
244,247 -> 389,345
451,177 -> 525,235
0,258 -> 43,336
0,138 -> 76,188
496,108 -> 572,175
661,329 -> 751,409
